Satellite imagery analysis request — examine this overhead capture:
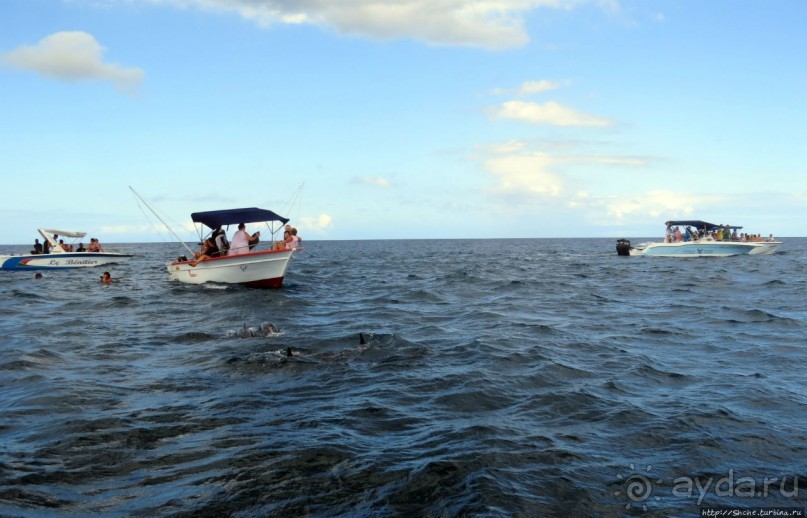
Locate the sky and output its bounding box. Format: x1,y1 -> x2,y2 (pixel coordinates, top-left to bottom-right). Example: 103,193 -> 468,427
1,0 -> 805,244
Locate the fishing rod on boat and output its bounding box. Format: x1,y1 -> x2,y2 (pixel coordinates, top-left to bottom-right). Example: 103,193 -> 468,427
279,182 -> 304,224
129,186 -> 196,256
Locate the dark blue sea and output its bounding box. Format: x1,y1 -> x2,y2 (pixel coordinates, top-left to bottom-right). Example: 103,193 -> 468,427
1,238 -> 805,517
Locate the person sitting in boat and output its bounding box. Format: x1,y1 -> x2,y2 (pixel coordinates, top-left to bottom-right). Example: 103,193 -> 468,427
274,229 -> 293,250
228,223 -> 260,256
290,227 -> 301,249
189,236 -> 217,266
43,239 -> 51,254
32,239 -> 43,254
212,226 -> 229,256
248,231 -> 260,250
189,226 -> 230,266
76,242 -> 86,252
87,238 -> 103,252
59,239 -> 73,252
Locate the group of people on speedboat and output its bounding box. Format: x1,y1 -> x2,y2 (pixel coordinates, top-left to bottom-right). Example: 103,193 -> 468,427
31,236 -> 103,254
189,223 -> 301,266
664,225 -> 774,244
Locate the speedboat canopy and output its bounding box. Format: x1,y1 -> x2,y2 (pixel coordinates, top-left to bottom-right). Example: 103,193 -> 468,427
191,207 -> 289,229
39,228 -> 87,238
665,220 -> 742,231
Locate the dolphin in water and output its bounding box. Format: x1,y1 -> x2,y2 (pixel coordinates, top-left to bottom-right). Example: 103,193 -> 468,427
237,322 -> 280,338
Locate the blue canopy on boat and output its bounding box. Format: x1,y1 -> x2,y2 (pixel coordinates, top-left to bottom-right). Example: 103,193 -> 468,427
665,220 -> 742,230
191,207 -> 289,229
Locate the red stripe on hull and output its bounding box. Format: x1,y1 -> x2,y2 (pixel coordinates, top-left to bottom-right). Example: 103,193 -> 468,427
241,276 -> 284,289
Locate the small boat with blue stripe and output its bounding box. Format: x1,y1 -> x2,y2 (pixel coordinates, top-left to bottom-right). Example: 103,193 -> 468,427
616,220 -> 781,257
0,228 -> 133,270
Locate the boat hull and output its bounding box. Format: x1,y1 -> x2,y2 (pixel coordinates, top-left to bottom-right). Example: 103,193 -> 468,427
167,249 -> 294,288
746,242 -> 781,255
0,252 -> 133,270
631,240 -> 780,257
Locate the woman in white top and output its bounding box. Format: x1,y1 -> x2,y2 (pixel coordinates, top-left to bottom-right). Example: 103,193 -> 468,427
228,223 -> 259,255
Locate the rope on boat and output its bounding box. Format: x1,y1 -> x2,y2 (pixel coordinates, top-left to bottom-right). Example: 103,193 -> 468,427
129,186 -> 196,256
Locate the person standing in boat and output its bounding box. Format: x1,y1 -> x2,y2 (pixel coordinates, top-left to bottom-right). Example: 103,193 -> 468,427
228,223 -> 260,256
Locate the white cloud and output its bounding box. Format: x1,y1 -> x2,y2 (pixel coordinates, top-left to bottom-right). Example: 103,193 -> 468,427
148,0 -> 610,50
578,155 -> 652,167
495,100 -> 612,127
1,31 -> 143,94
590,189 -> 700,219
518,79 -> 562,95
352,176 -> 392,188
492,79 -> 564,96
485,152 -> 564,198
488,140 -> 528,154
478,138 -> 656,210
300,213 -> 333,233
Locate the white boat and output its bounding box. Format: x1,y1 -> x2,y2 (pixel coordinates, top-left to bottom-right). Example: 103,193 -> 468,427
616,220 -> 781,257
0,228 -> 133,271
166,207 -> 295,288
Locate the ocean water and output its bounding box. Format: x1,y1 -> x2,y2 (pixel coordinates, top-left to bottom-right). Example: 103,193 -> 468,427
0,238 -> 805,517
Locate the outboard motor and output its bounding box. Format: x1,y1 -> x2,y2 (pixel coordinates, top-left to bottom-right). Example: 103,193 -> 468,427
616,239 -> 631,256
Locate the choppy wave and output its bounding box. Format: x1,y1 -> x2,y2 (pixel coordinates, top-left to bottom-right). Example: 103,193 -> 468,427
0,238 -> 805,515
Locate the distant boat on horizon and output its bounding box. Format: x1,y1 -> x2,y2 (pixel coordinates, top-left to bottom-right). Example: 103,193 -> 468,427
616,220 -> 780,257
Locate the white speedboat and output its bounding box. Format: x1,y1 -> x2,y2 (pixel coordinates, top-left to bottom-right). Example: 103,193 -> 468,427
0,228 -> 133,270
166,207 -> 295,288
616,220 -> 781,257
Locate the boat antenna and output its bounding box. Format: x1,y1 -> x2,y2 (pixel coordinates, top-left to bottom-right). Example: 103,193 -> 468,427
129,186 -> 196,256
